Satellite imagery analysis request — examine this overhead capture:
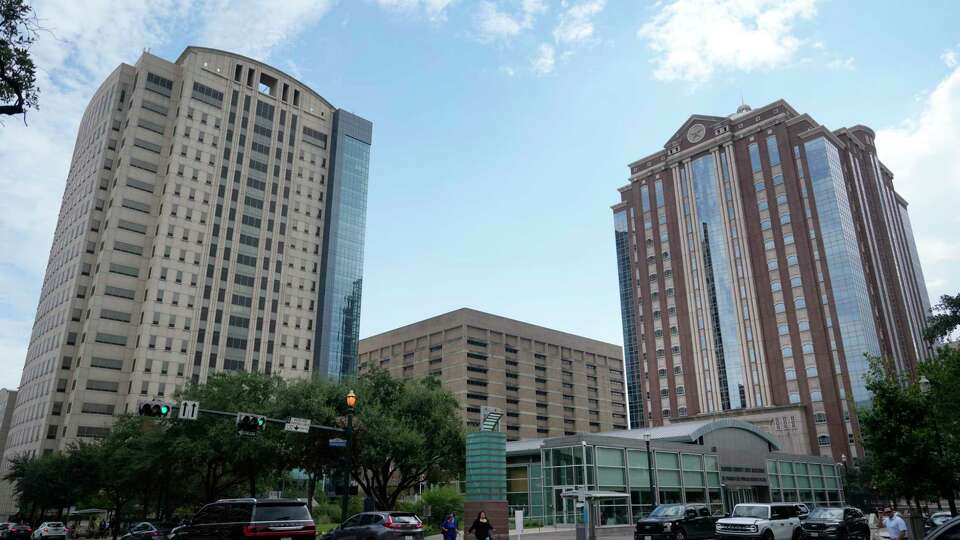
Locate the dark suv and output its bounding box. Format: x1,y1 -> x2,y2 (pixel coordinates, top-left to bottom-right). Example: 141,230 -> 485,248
322,512 -> 424,540
169,498 -> 314,540
636,504 -> 720,540
800,507 -> 869,540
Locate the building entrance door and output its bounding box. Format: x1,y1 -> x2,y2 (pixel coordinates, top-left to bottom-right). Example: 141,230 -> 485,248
554,488 -> 580,525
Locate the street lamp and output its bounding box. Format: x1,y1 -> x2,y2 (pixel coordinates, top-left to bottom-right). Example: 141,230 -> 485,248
341,390 -> 357,524
644,432 -> 658,512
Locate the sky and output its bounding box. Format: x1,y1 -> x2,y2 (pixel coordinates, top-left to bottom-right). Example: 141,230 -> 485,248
1,0 -> 959,390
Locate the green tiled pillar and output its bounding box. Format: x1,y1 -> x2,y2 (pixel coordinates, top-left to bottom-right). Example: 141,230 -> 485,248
466,431 -> 506,501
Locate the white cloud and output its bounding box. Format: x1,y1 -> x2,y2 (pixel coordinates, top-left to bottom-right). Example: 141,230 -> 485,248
197,0 -> 334,60
638,0 -> 817,84
531,43 -> 555,75
942,48 -> 958,68
876,65 -> 960,304
826,56 -> 855,71
553,0 -> 605,45
0,1 -> 334,389
475,0 -> 546,40
375,0 -> 456,21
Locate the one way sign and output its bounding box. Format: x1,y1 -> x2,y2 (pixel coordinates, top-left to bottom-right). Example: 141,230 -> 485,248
179,400 -> 200,420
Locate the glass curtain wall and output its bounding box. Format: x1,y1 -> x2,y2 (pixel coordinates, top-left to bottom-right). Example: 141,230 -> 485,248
539,445 -> 722,526
767,459 -> 843,507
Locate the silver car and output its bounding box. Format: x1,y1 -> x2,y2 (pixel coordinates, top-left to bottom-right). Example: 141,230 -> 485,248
32,523 -> 66,540
322,512 -> 424,540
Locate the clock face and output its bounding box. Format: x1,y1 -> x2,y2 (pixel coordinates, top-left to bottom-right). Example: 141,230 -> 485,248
687,123 -> 706,144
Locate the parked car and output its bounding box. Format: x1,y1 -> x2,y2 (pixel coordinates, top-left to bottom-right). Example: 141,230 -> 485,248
32,523 -> 66,540
800,507 -> 870,540
0,525 -> 13,539
716,503 -> 803,540
925,515 -> 960,540
6,525 -> 32,540
120,523 -> 174,540
168,498 -> 314,540
926,513 -> 954,531
321,512 -> 424,540
636,504 -> 721,540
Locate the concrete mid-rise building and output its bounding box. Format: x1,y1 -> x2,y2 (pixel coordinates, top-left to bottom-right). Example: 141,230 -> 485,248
4,47 -> 372,468
358,308 -> 627,440
612,99 -> 931,462
0,390 -> 18,520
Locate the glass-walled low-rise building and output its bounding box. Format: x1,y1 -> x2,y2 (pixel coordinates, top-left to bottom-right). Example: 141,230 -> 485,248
506,419 -> 842,527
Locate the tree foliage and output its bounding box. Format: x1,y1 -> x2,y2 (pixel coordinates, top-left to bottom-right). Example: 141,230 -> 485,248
4,370 -> 465,527
0,0 -> 39,119
859,350 -> 960,515
349,368 -> 465,510
924,292 -> 960,343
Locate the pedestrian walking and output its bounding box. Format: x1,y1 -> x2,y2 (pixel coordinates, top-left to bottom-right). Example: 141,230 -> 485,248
882,507 -> 909,540
440,513 -> 459,540
468,511 -> 494,540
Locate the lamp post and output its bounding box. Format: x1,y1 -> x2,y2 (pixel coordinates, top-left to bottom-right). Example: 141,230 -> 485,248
644,432 -> 658,512
341,390 -> 357,524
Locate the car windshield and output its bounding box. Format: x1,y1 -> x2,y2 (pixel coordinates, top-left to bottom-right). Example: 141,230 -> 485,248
732,506 -> 769,519
809,509 -> 843,520
650,505 -> 685,518
253,504 -> 311,522
47,523 -> 64,528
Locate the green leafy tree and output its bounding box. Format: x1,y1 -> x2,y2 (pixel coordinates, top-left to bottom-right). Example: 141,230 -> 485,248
924,292 -> 960,343
348,369 -> 465,510
273,378 -> 343,510
918,347 -> 960,514
174,372 -> 290,501
1,0 -> 39,119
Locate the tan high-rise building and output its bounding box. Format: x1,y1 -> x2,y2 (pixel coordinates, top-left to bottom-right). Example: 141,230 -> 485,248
4,47 -> 372,473
358,308 -> 627,440
0,389 -> 18,520
612,99 -> 931,462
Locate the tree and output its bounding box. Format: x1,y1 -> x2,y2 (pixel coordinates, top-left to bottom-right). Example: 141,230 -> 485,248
174,372 -> 290,501
924,292 -> 960,343
918,347 -> 960,514
348,369 -> 465,510
0,0 -> 39,119
858,356 -> 937,512
273,378 -> 343,510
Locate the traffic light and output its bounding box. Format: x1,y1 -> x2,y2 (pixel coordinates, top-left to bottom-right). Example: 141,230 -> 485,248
138,400 -> 172,418
236,413 -> 267,434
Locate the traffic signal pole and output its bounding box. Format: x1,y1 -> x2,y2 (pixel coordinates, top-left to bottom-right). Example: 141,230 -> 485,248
168,404 -> 345,435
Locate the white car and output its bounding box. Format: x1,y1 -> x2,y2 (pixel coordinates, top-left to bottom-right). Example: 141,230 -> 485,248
32,523 -> 66,540
716,503 -> 803,540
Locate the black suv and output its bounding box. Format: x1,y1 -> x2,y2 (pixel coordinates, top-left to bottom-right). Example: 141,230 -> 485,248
800,507 -> 869,540
169,498 -> 314,540
636,504 -> 720,540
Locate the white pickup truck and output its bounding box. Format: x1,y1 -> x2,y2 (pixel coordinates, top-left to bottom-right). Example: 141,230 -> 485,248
715,503 -> 802,540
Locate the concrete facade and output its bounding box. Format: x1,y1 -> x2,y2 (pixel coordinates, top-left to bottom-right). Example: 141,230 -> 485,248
671,404 -> 812,455
0,390 -> 18,520
4,47 -> 371,468
358,308 -> 626,440
612,99 -> 931,462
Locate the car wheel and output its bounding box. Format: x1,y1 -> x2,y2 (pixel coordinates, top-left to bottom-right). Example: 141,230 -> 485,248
763,530 -> 775,540
793,528 -> 802,540
675,528 -> 687,540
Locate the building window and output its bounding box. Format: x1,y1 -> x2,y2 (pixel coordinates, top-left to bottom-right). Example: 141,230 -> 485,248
818,435 -> 831,447
814,412 -> 827,424
789,392 -> 801,404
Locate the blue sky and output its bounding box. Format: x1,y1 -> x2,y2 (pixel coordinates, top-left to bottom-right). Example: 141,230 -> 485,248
1,0 -> 959,390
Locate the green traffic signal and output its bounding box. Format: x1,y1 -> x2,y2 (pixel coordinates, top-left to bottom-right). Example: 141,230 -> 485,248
257,417 -> 265,427
160,405 -> 169,415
